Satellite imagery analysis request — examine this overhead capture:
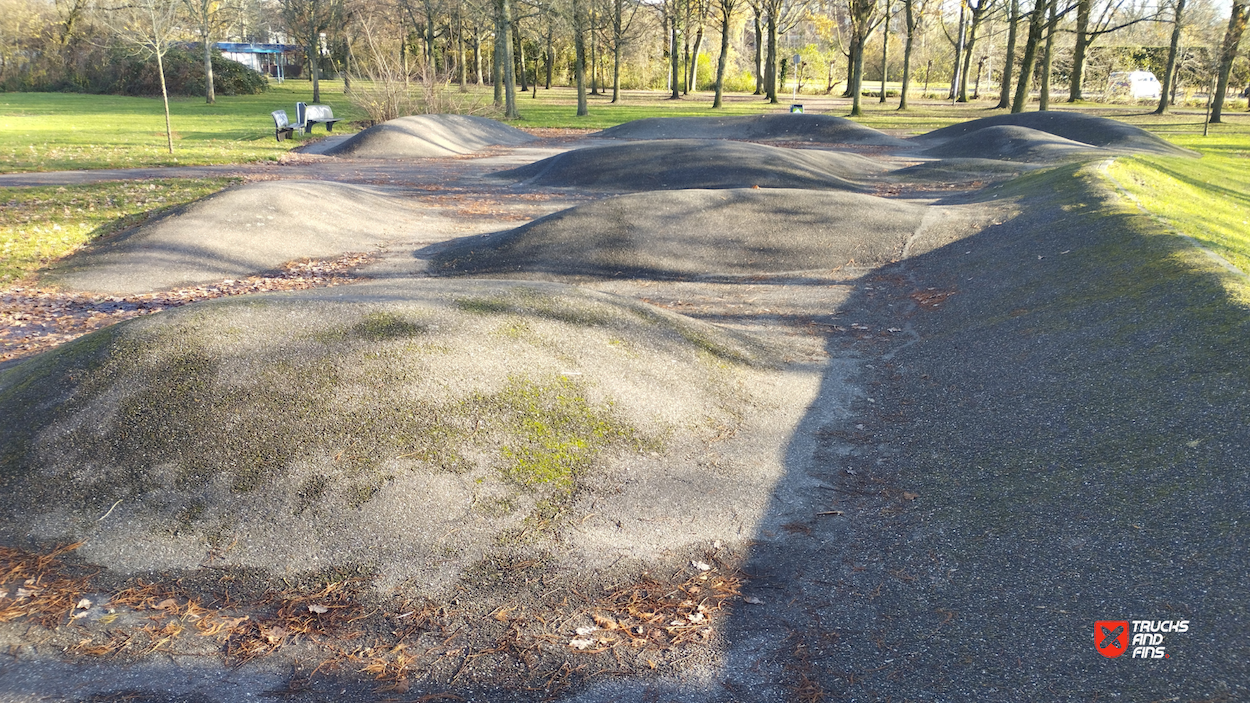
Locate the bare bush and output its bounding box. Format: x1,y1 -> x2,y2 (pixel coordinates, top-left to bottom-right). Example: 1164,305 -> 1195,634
346,19 -> 492,123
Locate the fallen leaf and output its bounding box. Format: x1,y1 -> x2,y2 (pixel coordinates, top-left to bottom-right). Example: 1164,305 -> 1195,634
743,596 -> 764,605
154,598 -> 178,612
592,614 -> 619,630
691,560 -> 712,571
308,604 -> 329,614
902,492 -> 919,501
75,598 -> 92,610
575,625 -> 598,636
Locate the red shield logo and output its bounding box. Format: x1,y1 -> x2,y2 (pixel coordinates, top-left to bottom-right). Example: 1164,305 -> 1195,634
1095,620 -> 1129,658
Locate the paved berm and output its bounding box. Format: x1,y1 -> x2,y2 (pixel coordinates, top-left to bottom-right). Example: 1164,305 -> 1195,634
0,113 -> 1246,702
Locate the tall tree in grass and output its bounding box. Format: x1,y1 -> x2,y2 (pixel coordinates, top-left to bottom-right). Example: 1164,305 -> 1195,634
956,0 -> 997,102
1154,0 -> 1185,113
97,0 -> 180,153
607,0 -> 643,102
712,0 -> 741,106
847,0 -> 880,115
283,0 -> 343,103
1209,0 -> 1247,122
183,0 -> 241,104
1010,0 -> 1047,112
996,0 -> 1019,107
573,0 -> 588,114
898,0 -> 925,109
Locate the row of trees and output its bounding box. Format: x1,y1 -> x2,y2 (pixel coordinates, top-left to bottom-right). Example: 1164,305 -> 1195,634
1,0 -> 1246,121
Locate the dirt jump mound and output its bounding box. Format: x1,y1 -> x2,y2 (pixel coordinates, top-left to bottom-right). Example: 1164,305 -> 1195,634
433,188 -> 926,279
0,279 -> 810,595
595,114 -> 911,147
919,125 -> 1103,162
323,114 -> 535,158
493,139 -> 886,191
914,111 -> 1195,157
40,181 -> 431,295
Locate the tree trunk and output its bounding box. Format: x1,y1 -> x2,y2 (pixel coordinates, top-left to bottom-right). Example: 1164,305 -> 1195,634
1155,0 -> 1186,113
612,0 -> 623,102
997,0 -> 1018,108
753,8 -> 763,94
670,13 -> 681,98
714,5 -> 731,107
880,4 -> 889,103
591,10 -> 600,94
576,0 -> 589,115
157,51 -> 173,153
1211,1 -> 1248,123
1039,0 -> 1056,110
546,29 -> 554,88
457,10 -> 467,91
688,23 -> 704,93
765,13 -> 778,103
899,0 -> 915,109
958,11 -> 983,101
502,0 -> 518,118
515,21 -> 527,92
1010,1 -> 1045,112
475,32 -> 483,85
850,32 -> 865,115
308,39 -> 321,103
202,38 -> 215,104
949,3 -> 964,100
493,10 -> 504,105
1068,0 -> 1090,101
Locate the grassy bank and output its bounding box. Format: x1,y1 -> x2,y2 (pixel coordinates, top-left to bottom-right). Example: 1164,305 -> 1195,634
1108,132 -> 1250,276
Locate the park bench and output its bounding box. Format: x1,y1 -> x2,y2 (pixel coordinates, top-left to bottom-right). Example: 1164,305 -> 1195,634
296,102 -> 342,135
271,110 -> 296,142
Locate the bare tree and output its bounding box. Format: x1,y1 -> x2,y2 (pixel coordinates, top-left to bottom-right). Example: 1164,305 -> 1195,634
898,0 -> 926,109
956,0 -> 997,102
96,0 -> 180,153
847,0 -> 880,115
1155,0 -> 1186,113
996,0 -> 1019,107
712,0 -> 740,106
183,0 -> 243,104
283,0 -> 344,103
1210,0 -> 1248,122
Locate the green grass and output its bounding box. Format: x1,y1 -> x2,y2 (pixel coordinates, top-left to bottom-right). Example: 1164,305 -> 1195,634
0,178 -> 241,284
0,82 -> 367,172
1108,132 -> 1250,275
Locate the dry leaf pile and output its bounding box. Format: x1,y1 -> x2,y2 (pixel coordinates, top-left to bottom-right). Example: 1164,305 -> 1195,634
0,543 -> 746,697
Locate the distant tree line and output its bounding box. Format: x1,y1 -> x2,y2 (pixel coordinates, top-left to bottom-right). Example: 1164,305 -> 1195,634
0,0 -> 1246,120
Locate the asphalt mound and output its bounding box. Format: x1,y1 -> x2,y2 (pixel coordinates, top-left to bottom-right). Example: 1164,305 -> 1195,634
913,111 -> 1195,156
919,125 -> 1102,162
433,188 -> 925,279
595,114 -> 911,147
40,181 -> 431,294
323,114 -> 535,158
493,139 -> 885,191
0,279 -> 810,594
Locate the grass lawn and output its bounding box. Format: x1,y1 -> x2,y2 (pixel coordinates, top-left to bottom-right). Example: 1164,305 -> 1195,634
0,82 -> 367,173
0,179 -> 240,284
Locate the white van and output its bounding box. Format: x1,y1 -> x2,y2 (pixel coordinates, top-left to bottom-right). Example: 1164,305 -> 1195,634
1107,70 -> 1162,100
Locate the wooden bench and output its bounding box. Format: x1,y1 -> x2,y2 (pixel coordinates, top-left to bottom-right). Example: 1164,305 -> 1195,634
296,102 -> 342,135
271,110 -> 296,142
